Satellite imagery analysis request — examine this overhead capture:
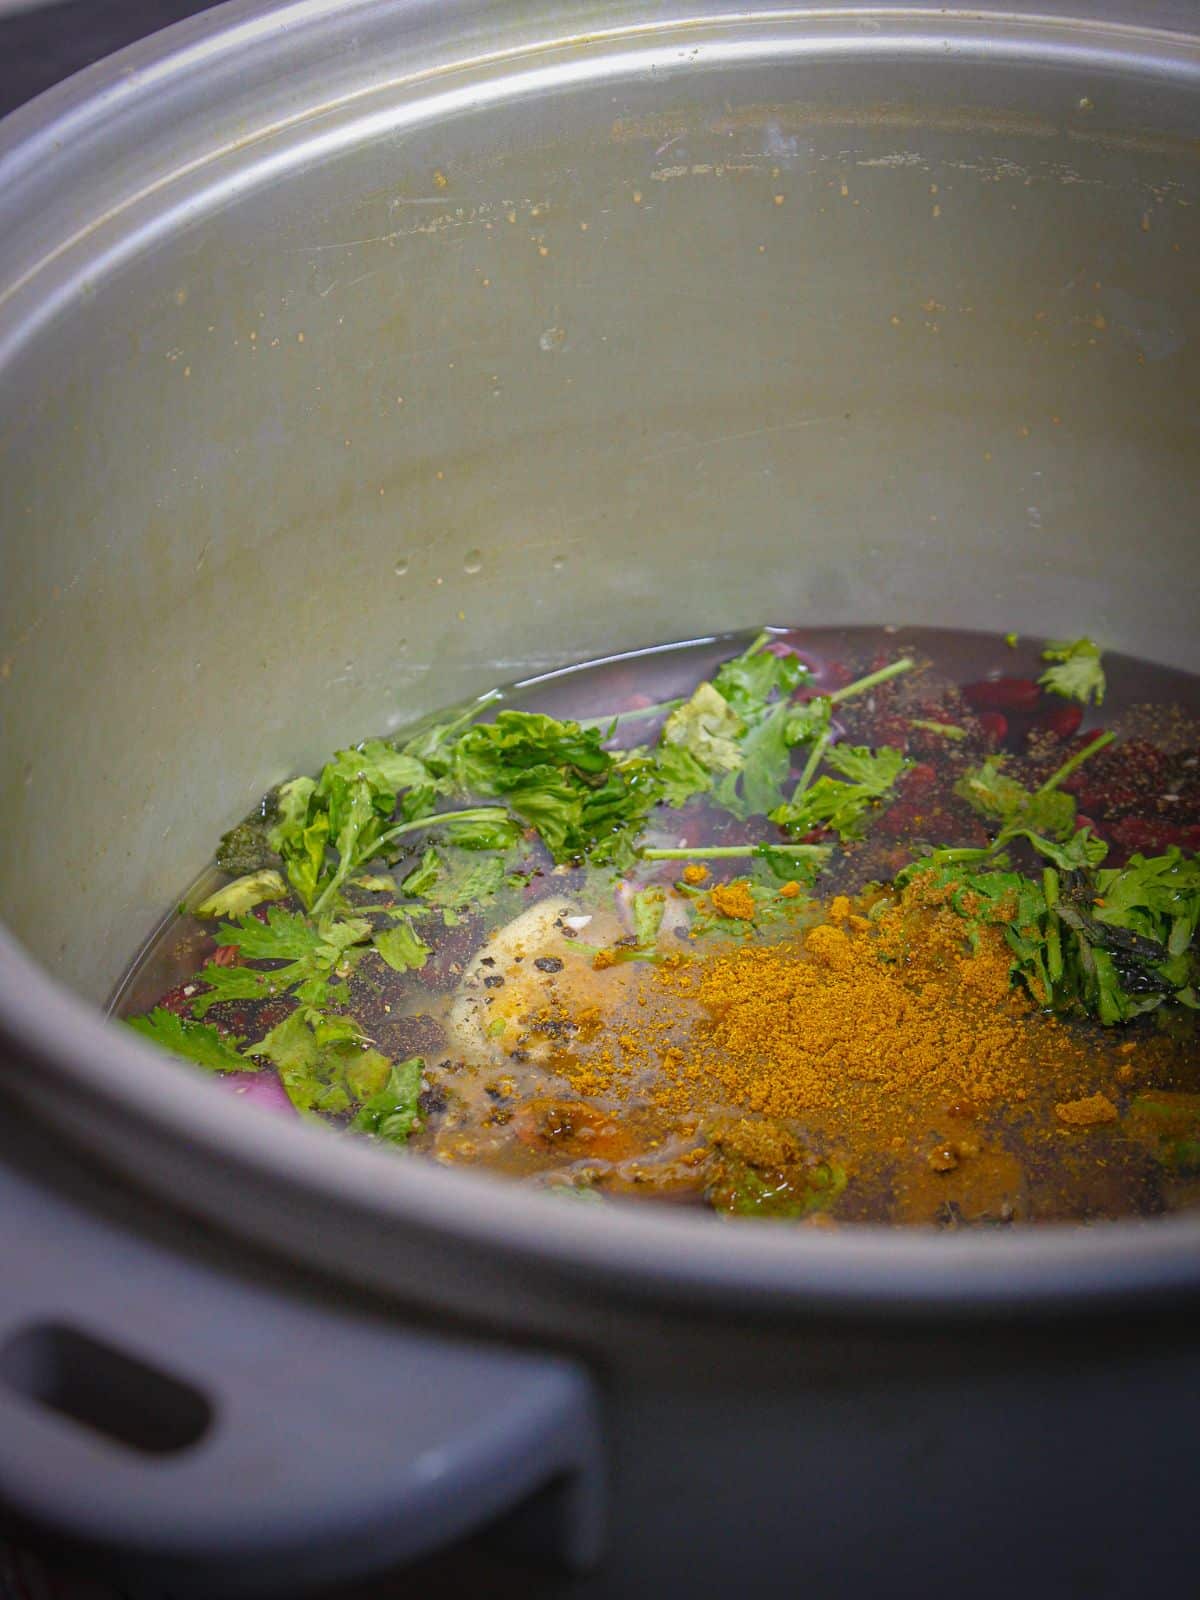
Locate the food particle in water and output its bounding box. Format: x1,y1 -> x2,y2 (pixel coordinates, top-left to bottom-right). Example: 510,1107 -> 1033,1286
1055,1094 -> 1119,1127
708,880 -> 757,921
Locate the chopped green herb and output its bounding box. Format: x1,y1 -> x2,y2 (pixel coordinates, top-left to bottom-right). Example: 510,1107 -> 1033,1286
214,813 -> 276,876
126,1008 -> 250,1073
661,681 -> 745,775
314,739 -> 430,799
632,886 -> 666,947
373,918 -> 432,974
1039,637 -> 1106,706
433,854 -> 509,910
192,908 -> 372,1018
353,1057 -> 425,1144
248,1008 -> 392,1115
654,743 -> 713,807
902,840 -> 1200,1025
399,847 -> 440,899
711,631 -> 812,717
956,754 -> 1077,843
771,745 -> 910,843
194,869 -> 289,920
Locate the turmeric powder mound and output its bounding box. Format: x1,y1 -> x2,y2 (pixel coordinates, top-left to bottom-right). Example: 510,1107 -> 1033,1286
1055,1093 -> 1118,1127
539,889 -> 1106,1163
708,879 -> 756,921
634,901 -> 1095,1143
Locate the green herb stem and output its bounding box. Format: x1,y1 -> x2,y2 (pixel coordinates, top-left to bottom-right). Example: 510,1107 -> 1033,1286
1043,866 -> 1063,984
1034,729 -> 1116,797
909,718 -> 967,742
792,729 -> 832,800
828,656 -> 915,704
641,843 -> 827,862
579,698 -> 685,732
411,688 -> 504,750
374,806 -> 512,855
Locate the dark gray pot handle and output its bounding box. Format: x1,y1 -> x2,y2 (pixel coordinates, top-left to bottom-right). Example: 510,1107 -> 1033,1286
0,1161 -> 603,1597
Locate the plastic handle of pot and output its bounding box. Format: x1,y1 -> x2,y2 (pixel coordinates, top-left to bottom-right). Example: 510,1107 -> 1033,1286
0,1160 -> 603,1598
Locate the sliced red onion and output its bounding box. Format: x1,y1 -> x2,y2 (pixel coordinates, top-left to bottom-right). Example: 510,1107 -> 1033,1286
213,1070 -> 296,1115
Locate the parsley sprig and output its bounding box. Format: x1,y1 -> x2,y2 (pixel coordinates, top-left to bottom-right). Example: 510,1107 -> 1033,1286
902,733 -> 1198,1023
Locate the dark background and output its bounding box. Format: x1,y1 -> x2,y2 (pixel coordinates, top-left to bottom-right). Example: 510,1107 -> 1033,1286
0,0 -> 219,119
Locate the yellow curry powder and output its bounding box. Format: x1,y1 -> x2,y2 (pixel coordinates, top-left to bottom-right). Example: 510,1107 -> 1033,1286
555,890 -> 1107,1147
707,878 -> 757,921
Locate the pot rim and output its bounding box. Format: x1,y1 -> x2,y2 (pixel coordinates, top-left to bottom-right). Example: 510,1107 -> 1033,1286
3,0 -> 1200,1319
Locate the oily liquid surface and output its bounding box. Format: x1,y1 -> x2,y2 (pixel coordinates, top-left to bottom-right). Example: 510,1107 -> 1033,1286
115,627 -> 1200,1229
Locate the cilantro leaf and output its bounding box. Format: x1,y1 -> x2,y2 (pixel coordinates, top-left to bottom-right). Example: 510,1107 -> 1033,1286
955,755 -> 1076,843
314,740 -> 429,799
425,854 -> 508,911
353,1057 -> 424,1144
632,886 -> 666,947
315,774 -> 394,913
441,813 -> 524,851
1008,827 -> 1109,872
373,918 -> 431,973
250,1009 -> 391,1114
756,843 -> 833,883
269,777 -> 328,910
782,697 -> 833,748
711,633 -> 811,717
452,711 -> 611,790
194,870 -> 289,920
267,738 -> 441,915
824,744 -> 909,794
343,1046 -> 394,1100
713,700 -> 796,820
663,640 -> 822,821
1093,849 -> 1200,954
654,744 -> 713,807
198,908 -> 372,1017
661,683 -> 745,775
190,963 -> 283,1017
496,767 -> 583,858
1039,637 -> 1106,706
448,711 -> 656,865
770,745 -> 910,843
214,906 -> 328,961
399,847 -> 440,898
126,1008 -> 250,1073
270,776 -> 317,851
251,1009 -> 322,1106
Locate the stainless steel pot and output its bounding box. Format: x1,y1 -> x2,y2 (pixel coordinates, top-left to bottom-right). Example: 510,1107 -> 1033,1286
2,3 -> 1199,1594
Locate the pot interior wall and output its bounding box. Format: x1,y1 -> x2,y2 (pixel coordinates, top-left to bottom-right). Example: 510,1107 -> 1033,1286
2,18 -> 1198,1002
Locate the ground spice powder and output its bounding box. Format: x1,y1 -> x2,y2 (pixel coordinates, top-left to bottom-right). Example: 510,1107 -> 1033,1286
568,894 -> 1100,1146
